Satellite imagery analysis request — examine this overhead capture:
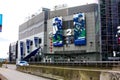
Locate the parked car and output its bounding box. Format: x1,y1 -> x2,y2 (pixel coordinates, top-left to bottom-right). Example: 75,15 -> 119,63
16,61 -> 29,66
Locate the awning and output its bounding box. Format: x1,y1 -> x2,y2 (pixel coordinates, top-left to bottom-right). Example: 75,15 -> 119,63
23,47 -> 40,60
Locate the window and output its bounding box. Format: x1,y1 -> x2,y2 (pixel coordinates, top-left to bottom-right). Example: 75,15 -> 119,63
39,38 -> 42,44
34,37 -> 42,47
63,20 -> 73,29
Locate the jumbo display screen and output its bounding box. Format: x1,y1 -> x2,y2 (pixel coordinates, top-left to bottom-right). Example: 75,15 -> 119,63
0,14 -> 2,32
52,17 -> 63,47
73,13 -> 86,45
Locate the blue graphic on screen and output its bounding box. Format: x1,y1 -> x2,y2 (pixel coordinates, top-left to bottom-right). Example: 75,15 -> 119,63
73,13 -> 86,45
0,14 -> 2,32
52,17 -> 63,47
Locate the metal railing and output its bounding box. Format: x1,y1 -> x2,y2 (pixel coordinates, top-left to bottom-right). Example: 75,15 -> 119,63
29,61 -> 120,67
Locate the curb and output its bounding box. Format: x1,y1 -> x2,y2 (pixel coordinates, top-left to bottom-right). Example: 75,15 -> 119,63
18,70 -> 63,80
0,73 -> 7,80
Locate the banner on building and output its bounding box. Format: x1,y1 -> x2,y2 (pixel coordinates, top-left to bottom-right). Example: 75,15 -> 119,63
20,41 -> 24,59
0,14 -> 2,32
73,13 -> 86,45
52,17 -> 63,47
26,39 -> 31,53
34,37 -> 39,47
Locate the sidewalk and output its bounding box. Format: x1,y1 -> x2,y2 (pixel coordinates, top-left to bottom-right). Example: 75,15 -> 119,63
0,73 -> 7,80
0,66 -> 50,80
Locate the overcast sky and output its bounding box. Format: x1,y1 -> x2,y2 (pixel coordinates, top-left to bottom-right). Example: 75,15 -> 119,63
0,0 -> 98,58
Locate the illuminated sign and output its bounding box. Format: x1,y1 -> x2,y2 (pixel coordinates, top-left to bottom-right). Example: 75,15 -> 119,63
0,14 -> 2,32
73,13 -> 86,45
52,17 -> 63,47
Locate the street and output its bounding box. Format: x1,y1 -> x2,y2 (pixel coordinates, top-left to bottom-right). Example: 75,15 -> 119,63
0,64 -> 51,80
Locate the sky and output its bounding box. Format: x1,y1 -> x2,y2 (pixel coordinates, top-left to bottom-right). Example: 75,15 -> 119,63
0,0 -> 98,58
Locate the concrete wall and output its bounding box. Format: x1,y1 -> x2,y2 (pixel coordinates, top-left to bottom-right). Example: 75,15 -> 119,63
100,72 -> 120,80
19,21 -> 44,39
19,12 -> 45,33
17,65 -> 120,80
17,66 -> 100,80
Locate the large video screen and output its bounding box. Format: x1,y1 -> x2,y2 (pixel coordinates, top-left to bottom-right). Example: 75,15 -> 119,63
52,17 -> 63,47
0,14 -> 2,32
73,13 -> 86,45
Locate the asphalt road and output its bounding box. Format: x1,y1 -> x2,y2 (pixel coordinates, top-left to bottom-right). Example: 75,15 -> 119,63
0,64 -> 51,80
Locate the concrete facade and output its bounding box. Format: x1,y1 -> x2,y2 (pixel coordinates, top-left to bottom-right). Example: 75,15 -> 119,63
15,3 -> 100,62
47,12 -> 98,53
46,4 -> 100,62
18,9 -> 50,61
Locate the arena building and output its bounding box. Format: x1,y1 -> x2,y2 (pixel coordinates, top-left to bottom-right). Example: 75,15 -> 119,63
17,3 -> 100,62
10,0 -> 120,62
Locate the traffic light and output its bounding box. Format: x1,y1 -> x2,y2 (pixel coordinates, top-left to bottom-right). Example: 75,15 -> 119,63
0,14 -> 2,32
